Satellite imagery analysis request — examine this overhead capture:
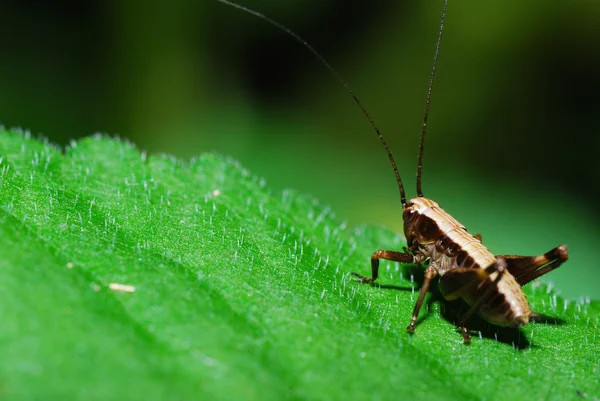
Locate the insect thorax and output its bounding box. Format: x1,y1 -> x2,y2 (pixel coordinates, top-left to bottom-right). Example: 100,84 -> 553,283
402,197 -> 496,275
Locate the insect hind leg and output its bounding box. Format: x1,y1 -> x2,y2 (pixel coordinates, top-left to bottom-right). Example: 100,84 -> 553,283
499,245 -> 568,286
457,258 -> 507,344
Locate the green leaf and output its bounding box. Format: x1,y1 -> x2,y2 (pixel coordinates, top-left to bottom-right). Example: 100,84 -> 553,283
1,130 -> 598,400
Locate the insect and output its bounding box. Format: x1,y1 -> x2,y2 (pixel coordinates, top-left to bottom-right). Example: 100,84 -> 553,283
218,0 -> 569,343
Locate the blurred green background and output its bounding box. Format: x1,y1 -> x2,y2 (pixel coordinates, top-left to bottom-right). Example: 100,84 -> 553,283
0,0 -> 598,298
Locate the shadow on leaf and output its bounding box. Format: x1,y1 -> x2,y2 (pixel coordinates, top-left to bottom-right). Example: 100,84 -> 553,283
363,264 -> 566,350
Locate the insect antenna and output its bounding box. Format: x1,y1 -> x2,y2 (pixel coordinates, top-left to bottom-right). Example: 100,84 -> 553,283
217,0 -> 408,205
416,0 -> 447,197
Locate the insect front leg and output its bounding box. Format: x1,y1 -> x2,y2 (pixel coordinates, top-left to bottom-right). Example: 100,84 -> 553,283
351,250 -> 416,283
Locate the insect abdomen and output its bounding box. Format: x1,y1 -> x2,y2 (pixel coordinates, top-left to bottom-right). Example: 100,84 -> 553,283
464,272 -> 531,327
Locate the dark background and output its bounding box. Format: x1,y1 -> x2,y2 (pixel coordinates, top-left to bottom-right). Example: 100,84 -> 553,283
1,0 -> 598,297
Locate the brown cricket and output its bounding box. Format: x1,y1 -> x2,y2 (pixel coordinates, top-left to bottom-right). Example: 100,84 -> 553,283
219,0 -> 569,343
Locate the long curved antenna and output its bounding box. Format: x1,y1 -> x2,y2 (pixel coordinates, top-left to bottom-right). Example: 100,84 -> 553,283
217,0 -> 408,205
416,0 -> 447,197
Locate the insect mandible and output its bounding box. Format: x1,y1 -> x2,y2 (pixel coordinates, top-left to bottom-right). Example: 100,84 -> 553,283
218,0 -> 569,343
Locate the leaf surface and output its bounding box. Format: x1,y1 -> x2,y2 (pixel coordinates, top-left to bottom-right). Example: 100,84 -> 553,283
1,131 -> 598,400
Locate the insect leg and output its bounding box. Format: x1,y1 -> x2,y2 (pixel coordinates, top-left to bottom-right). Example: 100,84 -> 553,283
352,250 -> 415,283
474,234 -> 482,242
438,268 -> 487,301
407,266 -> 437,334
457,258 -> 507,343
498,244 -> 568,286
